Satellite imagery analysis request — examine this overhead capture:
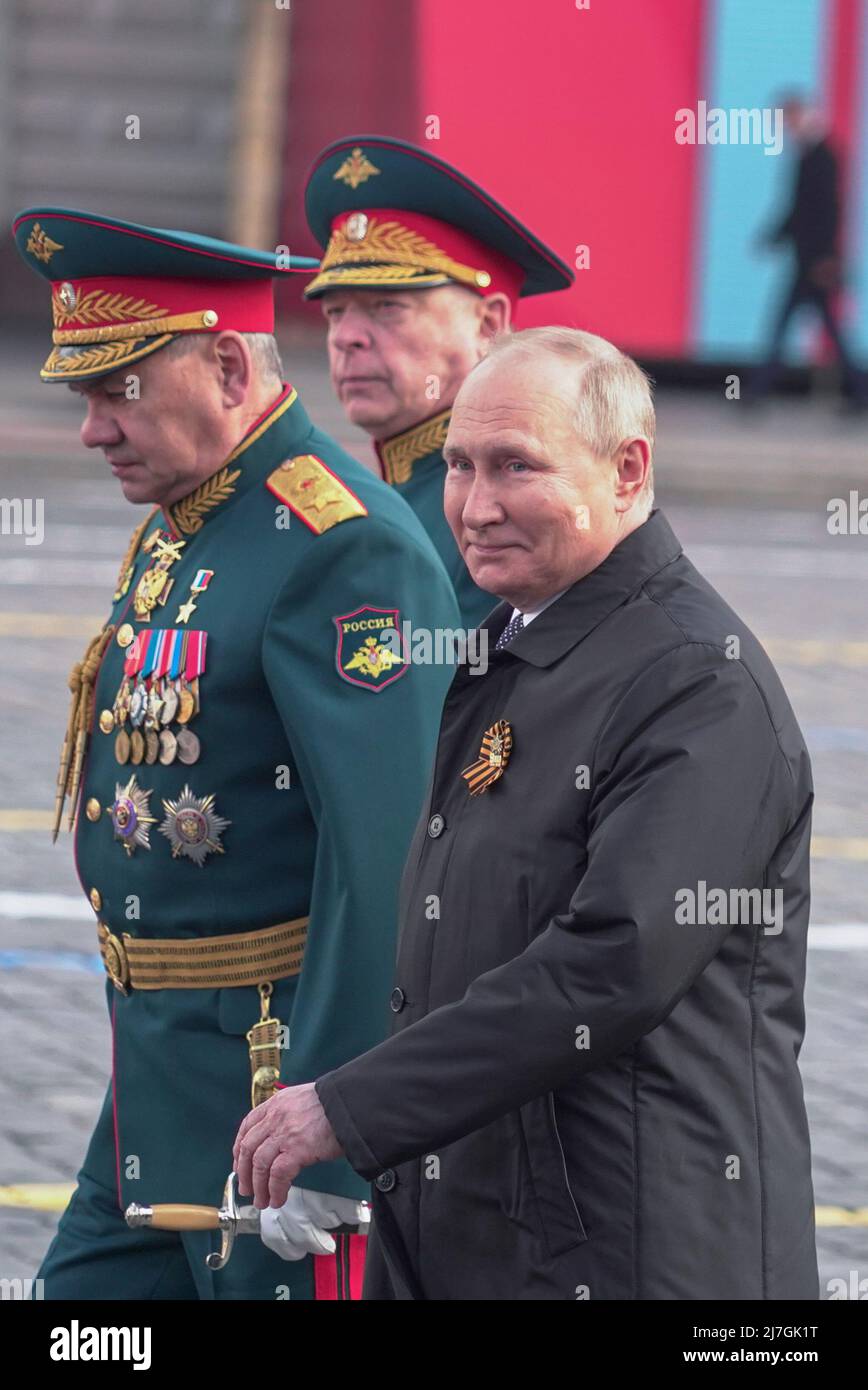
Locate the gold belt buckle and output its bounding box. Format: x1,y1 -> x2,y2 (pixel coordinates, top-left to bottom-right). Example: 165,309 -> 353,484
98,922 -> 130,995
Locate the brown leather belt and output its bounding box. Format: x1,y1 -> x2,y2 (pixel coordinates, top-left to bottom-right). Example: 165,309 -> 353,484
97,917 -> 309,995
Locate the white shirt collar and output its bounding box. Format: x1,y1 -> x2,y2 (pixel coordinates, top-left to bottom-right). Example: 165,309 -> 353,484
509,587 -> 569,628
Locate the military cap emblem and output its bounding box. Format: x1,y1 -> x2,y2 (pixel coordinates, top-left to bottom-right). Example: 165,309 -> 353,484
333,147 -> 381,190
25,222 -> 63,264
57,281 -> 78,312
334,606 -> 408,692
345,212 -> 369,242
12,205 -> 319,383
159,785 -> 230,865
305,135 -> 576,303
109,775 -> 156,854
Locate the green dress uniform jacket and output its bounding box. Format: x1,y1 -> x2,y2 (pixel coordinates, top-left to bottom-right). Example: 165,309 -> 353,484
375,408 -> 495,631
40,384 -> 460,1298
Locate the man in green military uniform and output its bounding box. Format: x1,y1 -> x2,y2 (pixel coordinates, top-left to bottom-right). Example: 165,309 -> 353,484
303,135 -> 574,628
14,206 -> 459,1299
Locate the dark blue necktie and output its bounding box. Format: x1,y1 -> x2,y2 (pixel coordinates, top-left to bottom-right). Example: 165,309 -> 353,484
495,612 -> 525,651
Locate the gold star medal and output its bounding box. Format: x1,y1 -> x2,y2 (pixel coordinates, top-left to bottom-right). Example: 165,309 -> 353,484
159,785 -> 230,865
461,719 -> 513,796
108,775 -> 156,855
175,568 -> 214,625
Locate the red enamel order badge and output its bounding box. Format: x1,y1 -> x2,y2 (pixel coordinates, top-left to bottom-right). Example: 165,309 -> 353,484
333,606 -> 409,692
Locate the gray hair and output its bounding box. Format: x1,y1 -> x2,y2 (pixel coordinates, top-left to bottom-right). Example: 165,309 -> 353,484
162,331 -> 284,386
484,326 -> 655,519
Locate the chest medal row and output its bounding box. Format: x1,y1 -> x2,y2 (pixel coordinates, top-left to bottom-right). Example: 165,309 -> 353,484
106,529 -> 215,768
102,627 -> 208,768
91,534 -> 226,862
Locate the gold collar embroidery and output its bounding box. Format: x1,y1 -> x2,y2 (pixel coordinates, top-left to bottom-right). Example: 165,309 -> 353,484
165,387 -> 297,536
167,465 -> 242,537
379,409 -> 451,486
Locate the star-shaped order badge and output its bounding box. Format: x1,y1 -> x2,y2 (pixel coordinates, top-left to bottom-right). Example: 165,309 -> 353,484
159,785 -> 230,866
109,775 -> 156,854
461,719 -> 513,796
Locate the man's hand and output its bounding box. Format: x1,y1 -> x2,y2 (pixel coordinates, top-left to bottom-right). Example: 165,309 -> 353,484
233,1082 -> 344,1208
260,1188 -> 370,1261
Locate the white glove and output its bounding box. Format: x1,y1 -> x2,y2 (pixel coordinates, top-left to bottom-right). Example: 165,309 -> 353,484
259,1187 -> 370,1262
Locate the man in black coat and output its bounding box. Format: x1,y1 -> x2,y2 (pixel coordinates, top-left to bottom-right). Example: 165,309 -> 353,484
234,327 -> 819,1301
749,95 -> 867,406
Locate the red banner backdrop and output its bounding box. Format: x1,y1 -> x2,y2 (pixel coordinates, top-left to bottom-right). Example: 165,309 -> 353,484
413,0 -> 706,353
281,0 -> 706,355
278,0 -> 419,324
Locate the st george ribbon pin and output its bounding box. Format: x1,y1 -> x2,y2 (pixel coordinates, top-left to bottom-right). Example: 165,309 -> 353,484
461,718 -> 513,796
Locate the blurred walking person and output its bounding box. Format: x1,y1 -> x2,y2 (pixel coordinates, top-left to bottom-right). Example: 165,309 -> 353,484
748,95 -> 867,410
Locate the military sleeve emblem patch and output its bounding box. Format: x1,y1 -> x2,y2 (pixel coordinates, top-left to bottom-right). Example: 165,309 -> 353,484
333,606 -> 409,691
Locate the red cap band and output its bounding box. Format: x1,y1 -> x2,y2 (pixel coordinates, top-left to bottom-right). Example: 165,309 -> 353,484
328,207 -> 525,305
50,274 -> 275,334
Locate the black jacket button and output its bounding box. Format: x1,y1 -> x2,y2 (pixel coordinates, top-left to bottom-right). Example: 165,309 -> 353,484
427,813 -> 445,837
375,1169 -> 397,1193
390,986 -> 406,1013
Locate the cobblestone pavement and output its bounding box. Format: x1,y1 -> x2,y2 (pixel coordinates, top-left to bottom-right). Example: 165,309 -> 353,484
1,335 -> 865,1296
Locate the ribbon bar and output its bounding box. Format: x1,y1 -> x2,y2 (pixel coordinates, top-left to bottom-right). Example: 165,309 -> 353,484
122,628 -> 208,678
